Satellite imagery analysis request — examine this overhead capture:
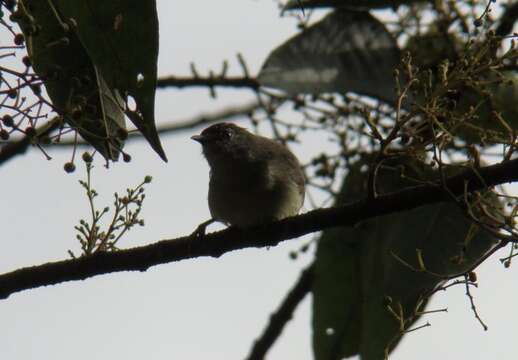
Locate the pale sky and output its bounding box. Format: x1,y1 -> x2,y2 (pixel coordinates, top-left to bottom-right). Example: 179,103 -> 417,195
1,1 -> 517,359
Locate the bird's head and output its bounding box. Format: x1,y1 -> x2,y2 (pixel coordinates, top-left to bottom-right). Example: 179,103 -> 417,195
191,123 -> 251,165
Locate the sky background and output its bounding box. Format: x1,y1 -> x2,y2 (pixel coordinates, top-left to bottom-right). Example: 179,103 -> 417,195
1,1 -> 518,359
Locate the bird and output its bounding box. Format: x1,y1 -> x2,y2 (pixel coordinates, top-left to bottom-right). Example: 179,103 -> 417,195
192,123 -> 305,228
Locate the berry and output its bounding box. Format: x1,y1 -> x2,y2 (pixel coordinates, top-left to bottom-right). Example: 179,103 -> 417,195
2,115 -> 14,127
24,126 -> 36,138
13,33 -> 24,45
7,89 -> 17,99
22,56 -> 31,67
0,129 -> 9,140
82,152 -> 93,163
63,162 -> 76,173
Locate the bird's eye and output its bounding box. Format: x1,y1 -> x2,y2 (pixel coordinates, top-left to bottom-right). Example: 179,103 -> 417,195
223,128 -> 234,139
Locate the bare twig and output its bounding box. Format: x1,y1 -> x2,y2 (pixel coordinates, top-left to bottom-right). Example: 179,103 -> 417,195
463,274 -> 488,331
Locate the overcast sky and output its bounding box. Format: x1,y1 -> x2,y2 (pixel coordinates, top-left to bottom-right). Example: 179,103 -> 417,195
1,1 -> 518,359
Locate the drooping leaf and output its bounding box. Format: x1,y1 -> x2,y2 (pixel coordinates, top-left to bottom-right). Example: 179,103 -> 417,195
312,157 -> 498,360
283,0 -> 430,11
17,0 -> 126,160
52,0 -> 167,161
258,9 -> 400,103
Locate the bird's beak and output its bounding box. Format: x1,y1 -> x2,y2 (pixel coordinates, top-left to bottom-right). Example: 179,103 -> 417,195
191,134 -> 205,143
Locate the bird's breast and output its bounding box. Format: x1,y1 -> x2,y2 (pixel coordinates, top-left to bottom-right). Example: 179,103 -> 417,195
208,170 -> 302,227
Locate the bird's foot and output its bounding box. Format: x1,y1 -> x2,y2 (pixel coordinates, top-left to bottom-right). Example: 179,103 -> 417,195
191,219 -> 216,240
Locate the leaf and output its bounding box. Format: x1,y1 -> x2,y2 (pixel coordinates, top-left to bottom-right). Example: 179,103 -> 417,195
18,0 -> 126,160
455,71 -> 518,143
284,0 -> 429,10
51,0 -> 167,161
258,9 -> 400,103
312,157 -> 498,360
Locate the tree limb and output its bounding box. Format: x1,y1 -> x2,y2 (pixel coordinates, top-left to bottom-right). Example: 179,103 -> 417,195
1,158 -> 517,299
496,2 -> 518,37
245,265 -> 314,360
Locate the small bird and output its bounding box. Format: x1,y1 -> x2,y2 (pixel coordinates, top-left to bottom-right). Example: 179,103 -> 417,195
192,123 -> 305,227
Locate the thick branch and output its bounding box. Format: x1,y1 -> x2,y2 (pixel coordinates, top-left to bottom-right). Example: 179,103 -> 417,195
156,76 -> 259,90
0,132 -> 31,165
496,2 -> 518,37
1,158 -> 518,299
246,265 -> 314,360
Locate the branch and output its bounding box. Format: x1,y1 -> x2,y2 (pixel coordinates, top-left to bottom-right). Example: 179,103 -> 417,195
496,2 -> 518,37
0,131 -> 32,165
1,158 -> 518,299
48,102 -> 260,147
0,117 -> 61,165
245,265 -> 314,360
156,75 -> 259,90
147,102 -> 259,135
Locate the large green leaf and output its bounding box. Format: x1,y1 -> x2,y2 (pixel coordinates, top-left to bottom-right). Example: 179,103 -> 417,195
284,0 -> 429,10
312,158 -> 498,360
52,0 -> 167,161
18,0 -> 126,160
258,10 -> 400,103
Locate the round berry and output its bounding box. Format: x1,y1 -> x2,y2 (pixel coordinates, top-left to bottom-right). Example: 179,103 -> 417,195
22,56 -> 31,67
64,162 -> 76,173
0,129 -> 9,140
82,152 -> 93,163
7,89 -> 17,99
25,126 -> 36,138
2,115 -> 14,127
13,33 -> 24,45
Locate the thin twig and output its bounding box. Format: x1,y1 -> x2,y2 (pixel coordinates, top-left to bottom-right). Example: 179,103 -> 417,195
156,76 -> 259,90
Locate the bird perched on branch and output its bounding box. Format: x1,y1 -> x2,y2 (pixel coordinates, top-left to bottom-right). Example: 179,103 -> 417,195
192,123 -> 305,227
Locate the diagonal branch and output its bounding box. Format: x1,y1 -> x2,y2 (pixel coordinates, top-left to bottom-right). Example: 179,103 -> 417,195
245,264 -> 314,360
496,2 -> 518,37
0,158 -> 518,300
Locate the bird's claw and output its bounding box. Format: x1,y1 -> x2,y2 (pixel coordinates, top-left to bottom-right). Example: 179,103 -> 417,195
191,219 -> 215,240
